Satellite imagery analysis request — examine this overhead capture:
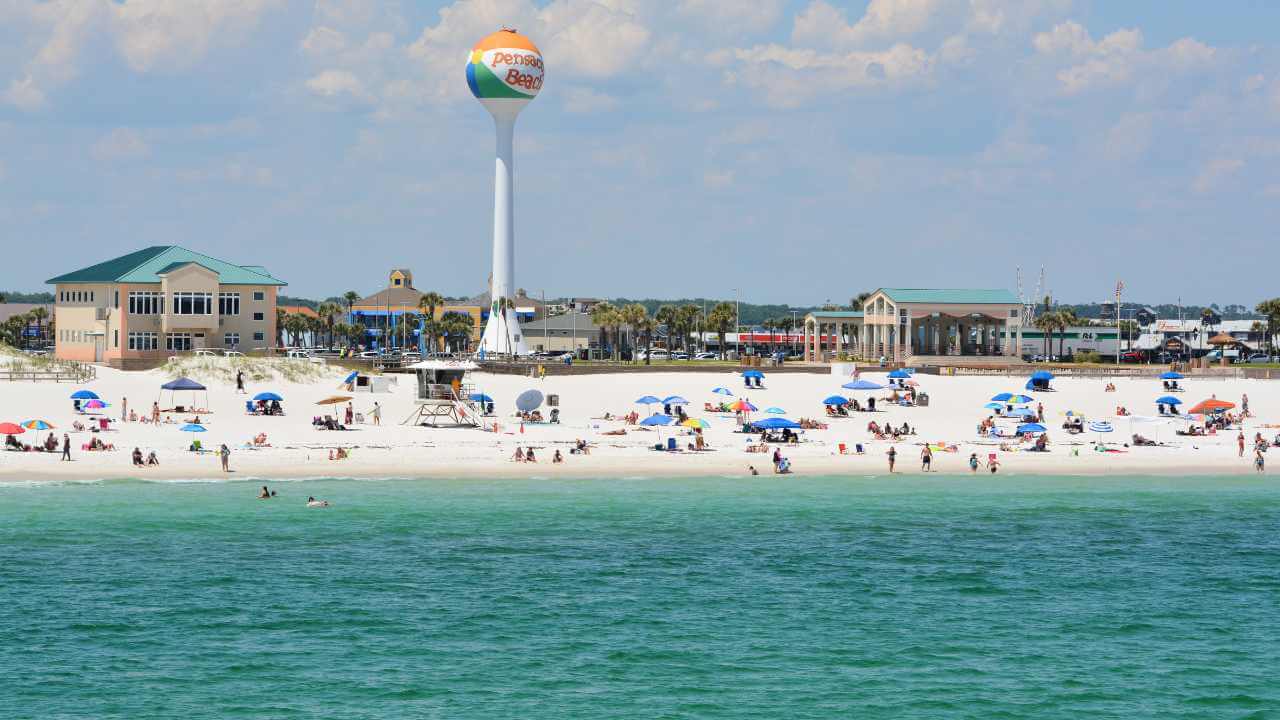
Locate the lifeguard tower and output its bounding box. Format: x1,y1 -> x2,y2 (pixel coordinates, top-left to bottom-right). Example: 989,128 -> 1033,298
402,359 -> 483,427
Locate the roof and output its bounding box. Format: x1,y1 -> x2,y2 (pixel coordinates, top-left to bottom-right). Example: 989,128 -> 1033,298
46,246 -> 285,286
278,305 -> 319,318
353,286 -> 424,309
808,310 -> 864,319
878,288 -> 1018,304
520,313 -> 599,336
0,303 -> 52,323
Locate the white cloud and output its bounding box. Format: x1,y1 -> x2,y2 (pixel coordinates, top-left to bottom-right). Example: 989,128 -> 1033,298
562,86 -> 619,113
91,128 -> 149,162
793,0 -> 942,49
1192,157 -> 1243,193
677,0 -> 783,35
709,42 -> 933,107
1034,21 -> 1216,95
306,69 -> 366,99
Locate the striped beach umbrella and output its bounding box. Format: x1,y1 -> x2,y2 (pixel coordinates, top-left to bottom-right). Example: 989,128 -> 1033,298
21,419 -> 53,431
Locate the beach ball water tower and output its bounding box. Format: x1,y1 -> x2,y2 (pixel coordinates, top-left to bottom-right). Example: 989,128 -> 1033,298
467,28 -> 544,356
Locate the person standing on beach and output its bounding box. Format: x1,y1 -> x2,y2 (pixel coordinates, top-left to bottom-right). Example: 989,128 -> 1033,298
1242,393 -> 1249,417
61,433 -> 71,461
236,370 -> 246,394
887,446 -> 897,473
121,397 -> 128,423
1036,402 -> 1045,423
1239,431 -> 1246,458
920,445 -> 933,472
969,453 -> 979,473
1256,448 -> 1265,473
219,444 -> 231,472
151,401 -> 160,424
371,401 -> 381,426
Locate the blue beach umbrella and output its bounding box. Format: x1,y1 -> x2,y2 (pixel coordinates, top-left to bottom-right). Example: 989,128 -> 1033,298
822,395 -> 849,406
712,387 -> 733,396
253,392 -> 283,402
1160,371 -> 1184,380
343,371 -> 359,384
754,417 -> 801,430
639,414 -> 674,427
888,369 -> 912,379
843,379 -> 883,390
70,390 -> 99,400
1155,396 -> 1182,406
992,393 -> 1034,404
469,393 -> 494,403
983,402 -> 1005,410
1030,370 -> 1054,381
765,407 -> 786,414
635,395 -> 661,405
663,395 -> 690,406
742,370 -> 764,379
1016,423 -> 1046,435
180,423 -> 207,433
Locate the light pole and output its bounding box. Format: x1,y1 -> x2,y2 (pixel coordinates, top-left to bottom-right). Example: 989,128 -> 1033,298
791,309 -> 799,356
733,288 -> 740,359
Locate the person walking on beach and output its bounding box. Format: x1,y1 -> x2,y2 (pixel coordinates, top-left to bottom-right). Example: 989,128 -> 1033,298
152,401 -> 160,424
887,446 -> 897,473
61,433 -> 71,461
345,403 -> 354,426
987,456 -> 1000,473
920,444 -> 933,472
1242,393 -> 1250,417
121,397 -> 128,423
1036,402 -> 1045,423
1256,448 -> 1266,473
236,370 -> 246,394
219,444 -> 231,472
371,401 -> 381,426
1239,431 -> 1246,458
969,453 -> 979,473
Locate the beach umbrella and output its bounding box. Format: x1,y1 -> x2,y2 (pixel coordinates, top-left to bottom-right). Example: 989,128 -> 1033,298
316,395 -> 354,405
1088,420 -> 1114,440
1063,410 -> 1086,420
765,407 -> 786,414
1016,423 -> 1046,435
727,399 -> 757,412
992,393 -> 1033,403
0,422 -> 26,436
83,399 -> 108,410
516,389 -> 544,412
888,369 -> 912,379
712,387 -> 734,396
681,418 -> 710,430
70,390 -> 99,400
1030,370 -> 1054,381
843,379 -> 883,390
822,395 -> 849,406
1155,396 -> 1182,406
1159,371 -> 1184,380
639,414 -> 674,427
754,417 -> 801,430
663,395 -> 690,406
1187,399 -> 1234,415
742,370 -> 764,379
469,393 -> 494,404
635,395 -> 661,406
253,392 -> 283,402
21,420 -> 53,431
983,402 -> 1005,410
180,423 -> 206,433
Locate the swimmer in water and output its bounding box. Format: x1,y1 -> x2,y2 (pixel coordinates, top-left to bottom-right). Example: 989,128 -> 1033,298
258,485 -> 271,499
306,496 -> 329,507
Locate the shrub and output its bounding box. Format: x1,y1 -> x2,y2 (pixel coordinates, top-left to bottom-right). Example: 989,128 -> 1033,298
1075,350 -> 1102,364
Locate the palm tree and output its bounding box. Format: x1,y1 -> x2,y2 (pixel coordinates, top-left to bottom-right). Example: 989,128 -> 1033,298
316,302 -> 341,348
275,308 -> 287,348
1056,309 -> 1079,360
590,301 -> 619,359
1257,298 -> 1280,353
28,306 -> 49,345
655,304 -> 677,352
850,291 -> 873,310
1033,310 -> 1056,360
677,304 -> 700,352
417,291 -> 444,352
708,302 -> 735,359
343,291 -> 360,322
621,304 -> 650,363
439,311 -> 474,353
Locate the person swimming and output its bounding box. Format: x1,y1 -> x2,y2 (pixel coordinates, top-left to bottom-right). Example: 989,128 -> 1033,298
306,496 -> 329,507
258,485 -> 271,499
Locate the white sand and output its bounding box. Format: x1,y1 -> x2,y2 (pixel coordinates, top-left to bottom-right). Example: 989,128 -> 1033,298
0,360 -> 1273,482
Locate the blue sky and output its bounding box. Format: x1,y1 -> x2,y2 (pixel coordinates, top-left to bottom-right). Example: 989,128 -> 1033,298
2,1 -> 1278,306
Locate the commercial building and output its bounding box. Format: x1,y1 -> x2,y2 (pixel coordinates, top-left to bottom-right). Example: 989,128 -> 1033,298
46,246 -> 285,367
350,269 -> 483,350
519,312 -> 601,353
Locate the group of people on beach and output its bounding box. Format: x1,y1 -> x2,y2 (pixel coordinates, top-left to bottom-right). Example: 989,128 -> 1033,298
512,446 -> 564,463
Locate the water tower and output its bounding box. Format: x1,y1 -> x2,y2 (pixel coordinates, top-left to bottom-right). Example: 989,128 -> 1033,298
467,28 -> 544,356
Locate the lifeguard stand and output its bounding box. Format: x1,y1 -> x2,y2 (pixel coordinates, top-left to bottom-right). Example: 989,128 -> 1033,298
402,360 -> 482,427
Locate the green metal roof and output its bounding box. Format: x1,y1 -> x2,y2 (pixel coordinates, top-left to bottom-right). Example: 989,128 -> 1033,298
47,246 -> 286,286
879,288 -> 1017,304
808,310 -> 864,318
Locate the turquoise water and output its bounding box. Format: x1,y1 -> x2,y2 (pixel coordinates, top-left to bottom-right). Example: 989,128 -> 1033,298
2,475 -> 1278,719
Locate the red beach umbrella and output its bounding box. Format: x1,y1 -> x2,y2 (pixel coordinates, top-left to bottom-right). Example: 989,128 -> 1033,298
0,422 -> 26,435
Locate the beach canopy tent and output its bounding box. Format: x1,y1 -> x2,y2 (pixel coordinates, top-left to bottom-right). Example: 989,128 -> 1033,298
516,389 -> 544,412
70,390 -> 99,400
1160,371 -> 1184,380
712,387 -> 733,396
1187,399 -> 1235,415
1016,423 -> 1046,435
843,379 -> 883,390
1156,396 -> 1182,406
160,377 -> 209,412
253,392 -> 283,402
742,370 -> 764,379
640,414 -> 674,427
753,417 -> 801,430
1026,370 -> 1054,391
888,369 -> 912,379
635,395 -> 661,406
822,395 -> 849,406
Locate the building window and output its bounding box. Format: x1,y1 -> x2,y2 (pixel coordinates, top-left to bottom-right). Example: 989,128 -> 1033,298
252,291 -> 265,301
166,333 -> 193,351
90,291 -> 94,303
223,333 -> 240,348
127,332 -> 159,351
172,292 -> 213,315
252,332 -> 264,342
113,330 -> 118,348
252,312 -> 264,321
114,290 -> 119,308
219,292 -> 240,316
128,291 -> 164,315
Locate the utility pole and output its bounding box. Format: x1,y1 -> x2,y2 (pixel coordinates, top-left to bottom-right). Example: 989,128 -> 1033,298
1114,280 -> 1123,366
541,289 -> 546,354
791,309 -> 798,356
734,288 -> 741,358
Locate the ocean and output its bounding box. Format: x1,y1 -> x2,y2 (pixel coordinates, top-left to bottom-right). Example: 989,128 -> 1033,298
2,474 -> 1277,719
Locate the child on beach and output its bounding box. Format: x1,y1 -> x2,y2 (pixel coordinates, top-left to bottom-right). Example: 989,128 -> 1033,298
987,456 -> 1000,474
969,453 -> 979,473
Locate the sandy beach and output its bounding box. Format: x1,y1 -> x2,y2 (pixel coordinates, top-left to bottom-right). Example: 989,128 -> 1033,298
0,359 -> 1272,482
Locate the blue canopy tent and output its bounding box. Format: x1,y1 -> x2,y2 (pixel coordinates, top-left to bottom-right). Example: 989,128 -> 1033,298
160,377 -> 209,412
1160,371 -> 1184,380
752,417 -> 801,430
742,369 -> 765,388
888,369 -> 912,379
742,370 -> 764,379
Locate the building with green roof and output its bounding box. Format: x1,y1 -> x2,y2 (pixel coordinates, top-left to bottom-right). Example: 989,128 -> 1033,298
802,288 -> 1024,363
46,246 -> 286,366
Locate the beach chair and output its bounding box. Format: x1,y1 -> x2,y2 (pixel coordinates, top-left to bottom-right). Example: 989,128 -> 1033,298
838,442 -> 847,455
98,418 -> 109,431
666,437 -> 677,452
855,443 -> 865,454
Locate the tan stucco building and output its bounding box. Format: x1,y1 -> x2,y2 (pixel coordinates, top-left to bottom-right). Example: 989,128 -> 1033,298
47,246 -> 286,367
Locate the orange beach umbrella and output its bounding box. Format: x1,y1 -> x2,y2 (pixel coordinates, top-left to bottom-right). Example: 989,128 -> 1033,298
1187,399 -> 1235,415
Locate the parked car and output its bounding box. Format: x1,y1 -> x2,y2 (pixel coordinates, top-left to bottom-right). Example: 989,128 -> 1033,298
222,350 -> 244,357
193,349 -> 218,357
693,352 -> 718,360
638,348 -> 671,361
1245,353 -> 1274,364
357,350 -> 380,359
1119,350 -> 1143,363
671,352 -> 689,361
